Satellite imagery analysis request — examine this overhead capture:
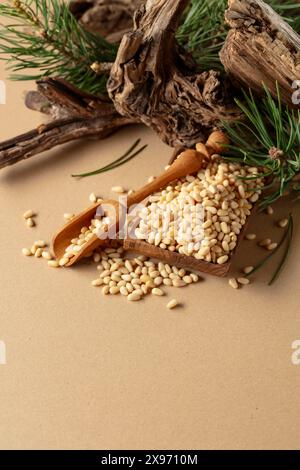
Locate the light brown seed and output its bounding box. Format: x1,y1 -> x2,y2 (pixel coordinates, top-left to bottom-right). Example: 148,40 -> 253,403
152,288 -> 164,296
267,242 -> 278,251
48,260 -> 59,268
278,218 -> 289,228
91,279 -> 103,287
245,233 -> 256,240
229,278 -> 239,289
237,277 -> 250,285
22,248 -> 32,257
127,292 -> 141,301
23,210 -> 35,219
243,266 -> 254,275
258,238 -> 272,247
167,299 -> 179,310
26,218 -> 35,228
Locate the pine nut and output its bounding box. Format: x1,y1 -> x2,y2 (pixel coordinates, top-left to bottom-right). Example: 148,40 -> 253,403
229,278 -> 239,289
278,218 -> 288,228
128,292 -> 141,301
64,213 -> 75,220
23,210 -> 35,219
35,248 -> 43,258
22,248 -> 32,256
259,238 -> 272,247
237,277 -> 250,285
48,260 -> 59,268
167,299 -> 179,310
92,279 -> 103,286
267,242 -> 278,251
102,286 -> 110,295
34,240 -> 47,248
152,288 -> 164,296
26,218 -> 35,228
109,286 -> 120,295
243,266 -> 254,274
172,279 -> 186,287
89,192 -> 97,203
111,186 -> 126,194
245,233 -> 256,240
217,255 -> 229,265
266,206 -> 274,215
120,286 -> 128,296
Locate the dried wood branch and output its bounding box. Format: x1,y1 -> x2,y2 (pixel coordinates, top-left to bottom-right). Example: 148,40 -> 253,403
0,78 -> 137,169
220,0 -> 300,107
107,0 -> 241,148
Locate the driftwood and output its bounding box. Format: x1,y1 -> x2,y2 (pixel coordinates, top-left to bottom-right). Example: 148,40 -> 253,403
69,0 -> 144,43
220,0 -> 300,107
0,78 -> 136,169
107,0 -> 241,148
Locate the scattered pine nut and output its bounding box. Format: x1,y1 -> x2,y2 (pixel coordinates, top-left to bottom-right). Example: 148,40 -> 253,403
267,242 -> 278,251
128,292 -> 141,301
111,186 -> 126,194
64,213 -> 75,221
152,288 -> 164,296
89,192 -> 97,203
229,278 -> 239,289
26,218 -> 35,228
23,210 -> 35,219
243,266 -> 254,275
22,248 -> 32,257
245,233 -> 256,240
102,286 -> 110,295
258,238 -> 272,247
266,206 -> 274,215
42,251 -> 53,260
167,299 -> 179,310
278,218 -> 289,228
34,240 -> 47,248
35,248 -> 43,258
237,277 -> 250,285
48,260 -> 59,268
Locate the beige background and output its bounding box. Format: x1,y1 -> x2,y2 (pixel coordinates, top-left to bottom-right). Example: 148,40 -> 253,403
1,59 -> 300,450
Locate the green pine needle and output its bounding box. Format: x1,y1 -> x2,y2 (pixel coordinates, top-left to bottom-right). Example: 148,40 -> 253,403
71,139 -> 148,178
222,84 -> 300,206
0,0 -> 117,95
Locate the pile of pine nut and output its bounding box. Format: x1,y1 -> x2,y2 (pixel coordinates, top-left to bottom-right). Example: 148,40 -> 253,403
91,245 -> 200,303
135,157 -> 264,264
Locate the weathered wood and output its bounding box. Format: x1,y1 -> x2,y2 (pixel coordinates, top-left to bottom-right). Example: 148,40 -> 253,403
220,0 -> 300,107
0,78 -> 137,169
108,0 -> 241,148
0,115 -> 135,169
69,0 -> 144,42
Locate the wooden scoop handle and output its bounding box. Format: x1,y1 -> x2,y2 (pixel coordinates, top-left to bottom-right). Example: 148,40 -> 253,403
127,150 -> 204,207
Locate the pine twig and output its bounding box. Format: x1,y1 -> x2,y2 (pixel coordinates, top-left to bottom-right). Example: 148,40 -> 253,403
0,0 -> 117,95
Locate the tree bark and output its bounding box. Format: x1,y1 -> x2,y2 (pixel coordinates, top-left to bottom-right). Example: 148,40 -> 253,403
220,0 -> 300,107
0,78 -> 137,169
107,0 -> 241,148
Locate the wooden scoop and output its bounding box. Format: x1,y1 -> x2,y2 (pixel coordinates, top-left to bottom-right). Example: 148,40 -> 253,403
52,149 -> 205,266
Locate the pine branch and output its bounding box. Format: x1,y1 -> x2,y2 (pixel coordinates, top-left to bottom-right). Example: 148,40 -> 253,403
177,0 -> 300,70
222,84 -> 300,206
0,0 -> 117,95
